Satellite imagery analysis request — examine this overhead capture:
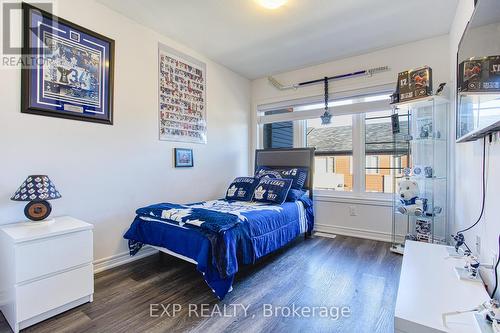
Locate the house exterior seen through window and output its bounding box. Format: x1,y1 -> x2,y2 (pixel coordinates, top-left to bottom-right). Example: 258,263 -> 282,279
263,121 -> 293,149
364,110 -> 410,193
259,92 -> 406,195
306,115 -> 353,191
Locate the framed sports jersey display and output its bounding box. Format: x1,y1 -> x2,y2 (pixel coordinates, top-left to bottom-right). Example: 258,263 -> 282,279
158,43 -> 207,144
21,3 -> 114,124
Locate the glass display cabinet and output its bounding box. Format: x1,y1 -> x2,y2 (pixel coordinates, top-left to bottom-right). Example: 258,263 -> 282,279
456,0 -> 500,142
390,96 -> 449,254
457,93 -> 500,142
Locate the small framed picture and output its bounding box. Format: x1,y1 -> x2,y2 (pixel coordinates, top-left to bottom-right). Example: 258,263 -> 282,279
174,148 -> 193,168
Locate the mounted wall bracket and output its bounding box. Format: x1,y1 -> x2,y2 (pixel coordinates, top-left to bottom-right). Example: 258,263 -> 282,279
267,66 -> 389,91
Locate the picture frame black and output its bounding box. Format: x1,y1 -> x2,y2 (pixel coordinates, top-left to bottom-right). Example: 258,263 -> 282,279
174,148 -> 194,168
21,3 -> 115,125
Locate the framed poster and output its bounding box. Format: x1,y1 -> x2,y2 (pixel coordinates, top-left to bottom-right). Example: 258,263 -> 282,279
158,43 -> 207,144
21,3 -> 114,124
174,148 -> 194,168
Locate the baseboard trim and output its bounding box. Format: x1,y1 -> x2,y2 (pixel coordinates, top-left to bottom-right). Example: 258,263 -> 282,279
92,226 -> 403,274
315,224 -> 405,243
93,246 -> 159,274
314,232 -> 337,239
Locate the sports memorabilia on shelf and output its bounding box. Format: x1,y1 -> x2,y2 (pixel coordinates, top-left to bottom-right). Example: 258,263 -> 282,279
417,117 -> 433,139
158,43 -> 207,144
410,165 -> 433,179
424,166 -> 433,179
415,219 -> 432,242
412,165 -> 423,177
458,55 -> 500,93
21,3 -> 114,124
397,66 -> 433,103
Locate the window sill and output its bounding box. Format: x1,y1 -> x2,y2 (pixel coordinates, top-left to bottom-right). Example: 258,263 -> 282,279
312,191 -> 393,206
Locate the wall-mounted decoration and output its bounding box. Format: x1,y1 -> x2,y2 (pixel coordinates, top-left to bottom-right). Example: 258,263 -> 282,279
158,43 -> 207,144
174,148 -> 194,168
21,3 -> 114,124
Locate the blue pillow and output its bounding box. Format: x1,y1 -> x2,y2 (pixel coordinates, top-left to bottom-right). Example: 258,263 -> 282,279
255,166 -> 308,190
253,178 -> 292,205
225,177 -> 258,201
286,189 -> 307,202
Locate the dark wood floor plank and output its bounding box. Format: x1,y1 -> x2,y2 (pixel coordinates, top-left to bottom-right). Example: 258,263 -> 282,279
0,235 -> 402,333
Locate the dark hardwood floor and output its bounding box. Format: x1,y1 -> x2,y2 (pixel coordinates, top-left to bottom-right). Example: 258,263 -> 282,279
0,235 -> 402,333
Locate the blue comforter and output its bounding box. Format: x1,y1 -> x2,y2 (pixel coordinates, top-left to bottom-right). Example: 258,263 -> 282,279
123,197 -> 313,299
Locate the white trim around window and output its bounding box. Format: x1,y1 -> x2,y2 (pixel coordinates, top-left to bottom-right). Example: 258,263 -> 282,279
256,84 -> 396,200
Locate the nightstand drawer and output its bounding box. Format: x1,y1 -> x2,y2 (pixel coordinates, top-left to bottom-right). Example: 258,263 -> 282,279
16,230 -> 93,283
16,264 -> 93,322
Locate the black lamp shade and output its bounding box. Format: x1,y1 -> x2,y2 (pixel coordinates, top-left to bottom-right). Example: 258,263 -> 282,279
10,175 -> 61,202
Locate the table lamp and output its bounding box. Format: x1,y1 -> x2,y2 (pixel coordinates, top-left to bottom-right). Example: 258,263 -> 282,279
10,175 -> 61,222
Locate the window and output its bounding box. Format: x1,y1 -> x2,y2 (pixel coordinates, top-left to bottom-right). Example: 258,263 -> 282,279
258,90 -> 401,196
314,156 -> 335,173
365,156 -> 379,174
262,108 -> 295,149
263,121 -> 293,149
364,110 -> 410,193
306,115 -> 353,191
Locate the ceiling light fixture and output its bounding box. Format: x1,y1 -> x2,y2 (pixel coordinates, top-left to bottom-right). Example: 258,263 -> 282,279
256,0 -> 287,10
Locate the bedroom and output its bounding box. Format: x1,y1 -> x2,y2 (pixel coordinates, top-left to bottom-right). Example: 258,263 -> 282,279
0,0 -> 499,332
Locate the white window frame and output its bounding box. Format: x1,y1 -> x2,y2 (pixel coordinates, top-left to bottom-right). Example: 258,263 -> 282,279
328,156 -> 335,173
366,155 -> 380,174
256,85 -> 395,200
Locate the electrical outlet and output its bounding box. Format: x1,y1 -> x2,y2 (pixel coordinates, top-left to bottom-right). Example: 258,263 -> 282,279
475,235 -> 481,255
349,206 -> 357,216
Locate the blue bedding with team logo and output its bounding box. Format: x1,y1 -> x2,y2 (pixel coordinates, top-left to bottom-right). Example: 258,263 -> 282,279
123,197 -> 313,300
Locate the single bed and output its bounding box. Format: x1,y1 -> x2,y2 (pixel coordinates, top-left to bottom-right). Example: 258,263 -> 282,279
123,148 -> 315,299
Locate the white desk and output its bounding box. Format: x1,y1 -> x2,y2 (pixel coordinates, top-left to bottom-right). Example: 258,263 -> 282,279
395,241 -> 490,333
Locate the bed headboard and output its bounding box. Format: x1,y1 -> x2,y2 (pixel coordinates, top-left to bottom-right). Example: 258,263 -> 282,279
254,148 -> 315,198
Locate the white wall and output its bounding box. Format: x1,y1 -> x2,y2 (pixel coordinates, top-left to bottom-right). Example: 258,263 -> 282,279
251,35 -> 450,242
0,0 -> 251,264
450,0 -> 500,298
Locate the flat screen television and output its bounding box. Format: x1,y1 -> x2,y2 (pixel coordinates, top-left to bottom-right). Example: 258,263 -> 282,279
456,0 -> 500,142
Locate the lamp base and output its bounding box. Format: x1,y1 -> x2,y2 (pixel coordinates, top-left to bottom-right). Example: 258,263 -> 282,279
24,200 -> 52,221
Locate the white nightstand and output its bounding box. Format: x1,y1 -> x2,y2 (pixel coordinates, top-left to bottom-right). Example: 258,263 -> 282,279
0,216 -> 94,333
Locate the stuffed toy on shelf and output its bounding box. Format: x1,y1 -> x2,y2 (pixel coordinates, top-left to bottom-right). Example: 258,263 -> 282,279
396,179 -> 427,216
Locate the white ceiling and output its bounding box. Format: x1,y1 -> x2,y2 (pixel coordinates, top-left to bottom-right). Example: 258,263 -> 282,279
97,0 -> 458,79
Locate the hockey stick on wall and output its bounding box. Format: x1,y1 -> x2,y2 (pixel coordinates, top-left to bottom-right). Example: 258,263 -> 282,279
267,66 -> 390,91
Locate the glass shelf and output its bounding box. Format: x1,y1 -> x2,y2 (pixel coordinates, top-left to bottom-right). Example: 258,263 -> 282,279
392,95 -> 449,108
393,211 -> 446,220
459,92 -> 500,97
395,176 -> 446,181
413,138 -> 447,143
457,93 -> 500,141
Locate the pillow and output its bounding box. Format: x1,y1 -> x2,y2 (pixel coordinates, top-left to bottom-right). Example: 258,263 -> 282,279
255,166 -> 308,190
253,178 -> 292,205
286,189 -> 307,202
225,177 -> 259,201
